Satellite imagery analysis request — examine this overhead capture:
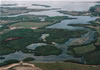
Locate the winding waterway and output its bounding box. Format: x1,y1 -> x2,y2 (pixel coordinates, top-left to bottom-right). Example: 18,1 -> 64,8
0,1 -> 99,63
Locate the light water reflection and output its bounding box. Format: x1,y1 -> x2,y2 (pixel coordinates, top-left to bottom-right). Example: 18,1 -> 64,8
0,1 -> 99,63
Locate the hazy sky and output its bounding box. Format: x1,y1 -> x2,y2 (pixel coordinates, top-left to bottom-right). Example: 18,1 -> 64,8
1,0 -> 100,2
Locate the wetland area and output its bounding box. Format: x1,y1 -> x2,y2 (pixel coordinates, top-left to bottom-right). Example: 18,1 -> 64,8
0,1 -> 100,70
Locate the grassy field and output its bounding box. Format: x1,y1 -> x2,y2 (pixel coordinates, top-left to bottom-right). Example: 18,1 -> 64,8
0,16 -> 73,32
73,44 -> 96,56
10,22 -> 52,28
8,16 -> 73,28
0,61 -> 100,70
67,44 -> 96,56
84,51 -> 100,65
33,62 -> 100,70
1,61 -> 100,70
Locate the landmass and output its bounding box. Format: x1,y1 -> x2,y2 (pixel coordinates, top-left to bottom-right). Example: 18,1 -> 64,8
0,3 -> 100,70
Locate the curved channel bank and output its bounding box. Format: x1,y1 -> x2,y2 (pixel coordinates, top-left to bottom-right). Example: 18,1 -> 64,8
0,2 -> 99,63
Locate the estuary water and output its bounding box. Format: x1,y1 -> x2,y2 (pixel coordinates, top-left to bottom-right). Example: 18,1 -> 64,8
0,1 -> 99,63
1,1 -> 99,11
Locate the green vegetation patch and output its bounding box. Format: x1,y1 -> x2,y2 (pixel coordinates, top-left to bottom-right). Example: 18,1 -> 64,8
34,45 -> 62,56
23,57 -> 35,62
0,15 -> 42,22
0,28 -> 41,55
10,22 -> 52,28
0,16 -> 74,31
84,51 -> 100,65
45,29 -> 88,44
0,28 -> 88,55
73,44 -> 96,55
67,44 -> 96,56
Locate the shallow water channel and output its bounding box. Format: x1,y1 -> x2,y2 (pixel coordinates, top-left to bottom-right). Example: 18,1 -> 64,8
0,2 -> 99,63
